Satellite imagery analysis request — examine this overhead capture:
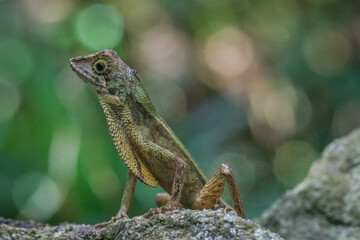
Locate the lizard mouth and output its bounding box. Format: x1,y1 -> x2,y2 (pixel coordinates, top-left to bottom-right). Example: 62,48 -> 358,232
69,57 -> 109,93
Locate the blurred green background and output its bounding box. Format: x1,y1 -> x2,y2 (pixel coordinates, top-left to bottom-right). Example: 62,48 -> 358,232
0,0 -> 359,225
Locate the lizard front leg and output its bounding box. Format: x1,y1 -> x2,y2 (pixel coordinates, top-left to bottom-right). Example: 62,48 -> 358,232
116,169 -> 137,217
147,141 -> 186,210
95,169 -> 137,228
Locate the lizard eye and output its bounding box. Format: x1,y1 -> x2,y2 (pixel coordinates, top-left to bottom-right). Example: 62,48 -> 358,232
96,62 -> 105,71
93,59 -> 108,74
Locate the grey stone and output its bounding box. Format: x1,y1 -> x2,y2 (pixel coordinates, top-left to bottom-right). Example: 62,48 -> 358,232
0,209 -> 283,240
259,129 -> 360,240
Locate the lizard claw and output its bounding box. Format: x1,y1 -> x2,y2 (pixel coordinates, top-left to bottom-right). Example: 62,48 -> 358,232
143,202 -> 184,218
95,220 -> 113,229
161,202 -> 181,212
142,208 -> 162,218
94,213 -> 128,229
224,206 -> 234,213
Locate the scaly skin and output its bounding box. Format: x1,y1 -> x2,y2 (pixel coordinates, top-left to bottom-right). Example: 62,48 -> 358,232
69,50 -> 245,227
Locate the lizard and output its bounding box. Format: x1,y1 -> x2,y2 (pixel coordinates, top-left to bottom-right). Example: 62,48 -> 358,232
69,49 -> 246,227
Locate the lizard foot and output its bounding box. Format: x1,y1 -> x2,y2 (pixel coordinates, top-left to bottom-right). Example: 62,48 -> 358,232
161,201 -> 182,212
143,202 -> 184,218
224,206 -> 234,213
95,213 -> 128,229
142,207 -> 162,218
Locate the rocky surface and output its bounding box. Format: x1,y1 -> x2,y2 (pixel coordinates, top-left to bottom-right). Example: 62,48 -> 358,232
259,129 -> 360,240
0,209 -> 282,240
4,129 -> 360,239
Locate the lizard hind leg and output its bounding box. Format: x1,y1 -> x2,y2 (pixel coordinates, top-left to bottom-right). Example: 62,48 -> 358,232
162,156 -> 186,210
192,164 -> 246,218
143,156 -> 186,218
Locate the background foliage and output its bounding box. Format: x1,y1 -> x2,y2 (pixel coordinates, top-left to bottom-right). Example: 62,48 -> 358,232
0,0 -> 359,224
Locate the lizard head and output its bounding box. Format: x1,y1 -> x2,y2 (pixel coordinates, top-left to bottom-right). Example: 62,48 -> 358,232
70,50 -> 156,114
70,49 -> 138,96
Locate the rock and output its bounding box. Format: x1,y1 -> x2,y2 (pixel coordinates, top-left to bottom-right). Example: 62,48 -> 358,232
0,209 -> 283,240
259,129 -> 360,240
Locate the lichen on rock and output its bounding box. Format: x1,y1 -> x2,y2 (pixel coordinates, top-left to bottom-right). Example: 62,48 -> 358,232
259,129 -> 360,240
0,209 -> 283,240
6,127 -> 360,239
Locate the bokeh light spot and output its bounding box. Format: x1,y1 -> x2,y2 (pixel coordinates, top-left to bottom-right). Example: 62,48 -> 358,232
0,78 -> 21,124
146,79 -> 187,121
303,28 -> 352,77
22,0 -> 74,23
250,79 -> 312,139
74,4 -> 123,50
88,167 -> 120,200
12,172 -> 62,220
273,141 -> 317,187
139,24 -> 189,81
204,28 -> 253,78
264,87 -> 296,136
211,152 -> 256,196
48,128 -> 80,189
0,39 -> 33,81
